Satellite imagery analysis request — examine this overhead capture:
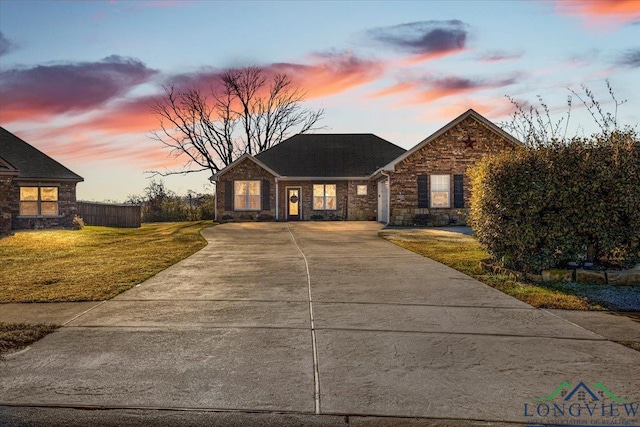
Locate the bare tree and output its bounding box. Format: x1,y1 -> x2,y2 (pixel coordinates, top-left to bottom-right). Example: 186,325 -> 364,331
149,66 -> 324,175
501,80 -> 628,148
502,94 -> 573,147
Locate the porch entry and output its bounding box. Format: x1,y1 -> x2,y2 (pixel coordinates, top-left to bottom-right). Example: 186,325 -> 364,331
287,187 -> 301,221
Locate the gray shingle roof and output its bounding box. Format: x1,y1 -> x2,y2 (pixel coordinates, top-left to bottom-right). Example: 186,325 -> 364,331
0,127 -> 83,181
254,134 -> 406,177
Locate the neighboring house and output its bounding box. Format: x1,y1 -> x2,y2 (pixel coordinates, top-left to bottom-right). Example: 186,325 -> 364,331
0,127 -> 84,236
213,109 -> 520,226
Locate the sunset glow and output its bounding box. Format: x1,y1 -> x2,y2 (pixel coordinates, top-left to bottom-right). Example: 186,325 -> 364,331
0,1 -> 638,201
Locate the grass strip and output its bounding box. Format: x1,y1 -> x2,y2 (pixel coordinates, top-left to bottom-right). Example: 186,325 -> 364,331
380,229 -> 604,310
0,221 -> 213,303
0,323 -> 58,359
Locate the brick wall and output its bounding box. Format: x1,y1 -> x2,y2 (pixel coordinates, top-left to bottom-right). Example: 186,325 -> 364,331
388,115 -> 517,226
0,176 -> 14,236
278,181 -> 350,221
346,180 -> 377,220
11,181 -> 80,230
216,158 -> 277,221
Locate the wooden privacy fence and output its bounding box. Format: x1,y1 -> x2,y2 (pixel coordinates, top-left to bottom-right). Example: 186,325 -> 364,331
77,202 -> 141,228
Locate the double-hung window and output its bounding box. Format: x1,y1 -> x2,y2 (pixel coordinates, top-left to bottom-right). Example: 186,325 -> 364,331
313,184 -> 336,210
20,186 -> 59,216
430,175 -> 450,208
234,180 -> 261,211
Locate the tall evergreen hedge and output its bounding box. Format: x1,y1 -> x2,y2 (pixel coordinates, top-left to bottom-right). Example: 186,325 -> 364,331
469,130 -> 639,273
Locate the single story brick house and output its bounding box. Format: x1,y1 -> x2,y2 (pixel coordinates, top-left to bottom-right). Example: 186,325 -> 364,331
0,127 -> 84,236
213,109 -> 520,226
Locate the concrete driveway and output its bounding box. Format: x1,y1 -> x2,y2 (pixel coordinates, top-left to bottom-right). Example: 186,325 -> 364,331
1,222 -> 639,425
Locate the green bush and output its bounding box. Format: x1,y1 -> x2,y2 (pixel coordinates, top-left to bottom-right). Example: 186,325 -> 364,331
469,130 -> 640,273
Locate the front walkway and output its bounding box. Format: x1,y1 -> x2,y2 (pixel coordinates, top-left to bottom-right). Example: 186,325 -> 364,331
1,223 -> 639,425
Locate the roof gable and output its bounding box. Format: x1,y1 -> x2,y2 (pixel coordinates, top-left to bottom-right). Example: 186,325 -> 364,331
213,153 -> 280,180
255,133 -> 406,177
0,127 -> 83,181
381,109 -> 521,171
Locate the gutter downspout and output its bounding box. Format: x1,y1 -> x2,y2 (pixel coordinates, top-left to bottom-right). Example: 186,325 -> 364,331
381,170 -> 391,226
275,178 -> 279,221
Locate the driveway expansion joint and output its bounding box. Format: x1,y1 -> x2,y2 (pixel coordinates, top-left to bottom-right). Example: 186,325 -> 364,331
287,224 -> 321,415
61,301 -> 107,326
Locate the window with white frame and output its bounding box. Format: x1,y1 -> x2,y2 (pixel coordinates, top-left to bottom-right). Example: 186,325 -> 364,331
20,186 -> 59,216
234,180 -> 261,211
430,175 -> 450,208
356,184 -> 368,196
313,184 -> 336,210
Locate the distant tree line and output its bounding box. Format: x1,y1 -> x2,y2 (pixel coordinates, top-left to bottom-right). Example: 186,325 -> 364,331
126,180 -> 215,223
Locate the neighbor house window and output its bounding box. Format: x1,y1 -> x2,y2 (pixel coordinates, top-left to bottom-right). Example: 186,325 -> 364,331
430,175 -> 450,208
356,185 -> 368,196
20,186 -> 59,216
234,180 -> 261,211
313,184 -> 336,210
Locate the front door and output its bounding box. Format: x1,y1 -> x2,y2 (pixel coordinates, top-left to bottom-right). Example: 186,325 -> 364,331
287,187 -> 301,221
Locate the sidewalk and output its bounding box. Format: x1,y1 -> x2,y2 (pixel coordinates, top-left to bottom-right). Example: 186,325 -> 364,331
545,309 -> 640,345
0,301 -> 104,325
2,302 -> 638,348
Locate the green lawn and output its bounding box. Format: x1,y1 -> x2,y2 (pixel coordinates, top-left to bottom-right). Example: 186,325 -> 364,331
0,221 -> 213,303
379,228 -> 637,311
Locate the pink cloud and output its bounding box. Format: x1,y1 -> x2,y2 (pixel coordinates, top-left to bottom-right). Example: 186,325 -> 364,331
552,0 -> 640,28
428,97 -> 517,122
271,51 -> 385,99
373,74 -> 521,104
0,56 -> 158,123
366,20 -> 470,64
163,51 -> 385,102
0,49 -> 388,172
17,126 -> 183,170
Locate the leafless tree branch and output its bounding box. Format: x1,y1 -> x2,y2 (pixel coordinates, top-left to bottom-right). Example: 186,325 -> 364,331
148,66 -> 324,177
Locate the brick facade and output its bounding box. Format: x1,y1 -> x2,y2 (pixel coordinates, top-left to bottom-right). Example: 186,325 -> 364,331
0,175 -> 16,236
346,180 -> 378,221
386,115 -> 517,226
278,181 -> 350,221
216,157 -> 383,222
216,157 -> 277,221
10,181 -> 80,230
214,111 -> 518,225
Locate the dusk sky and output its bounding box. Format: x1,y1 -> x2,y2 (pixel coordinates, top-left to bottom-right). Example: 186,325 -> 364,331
1,0 -> 639,202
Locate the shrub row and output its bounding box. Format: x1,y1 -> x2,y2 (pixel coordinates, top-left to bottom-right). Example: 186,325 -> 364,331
469,130 -> 640,273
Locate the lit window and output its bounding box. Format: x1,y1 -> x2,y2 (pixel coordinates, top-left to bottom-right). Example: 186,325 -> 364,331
20,186 -> 59,216
234,180 -> 261,211
313,184 -> 336,210
356,185 -> 368,196
430,175 -> 450,208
